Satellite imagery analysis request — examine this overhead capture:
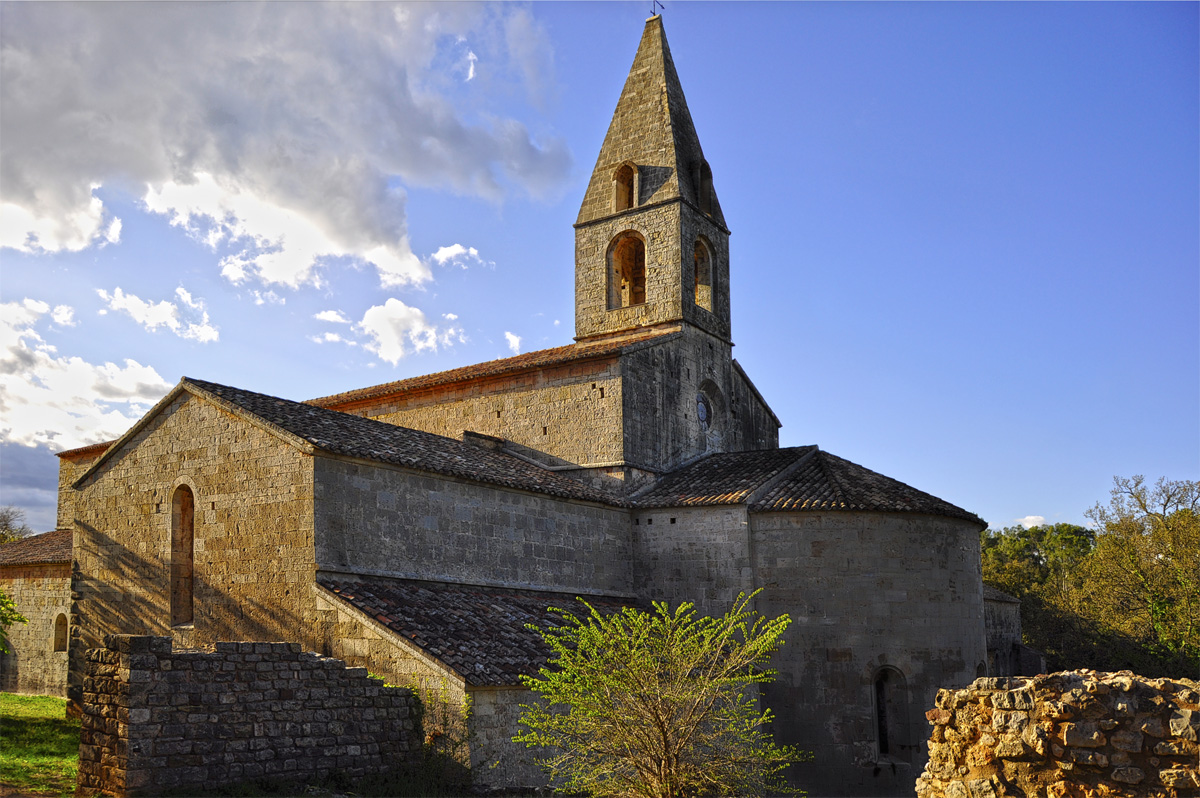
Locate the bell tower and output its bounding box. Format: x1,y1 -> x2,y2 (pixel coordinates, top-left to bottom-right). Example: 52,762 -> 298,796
574,15 -> 732,344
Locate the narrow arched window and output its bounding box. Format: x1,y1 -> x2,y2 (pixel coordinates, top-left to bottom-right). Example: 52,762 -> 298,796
874,667 -> 911,761
171,485 -> 195,626
53,613 -> 68,652
614,164 -> 636,212
696,161 -> 713,215
607,233 -> 647,309
693,237 -> 712,311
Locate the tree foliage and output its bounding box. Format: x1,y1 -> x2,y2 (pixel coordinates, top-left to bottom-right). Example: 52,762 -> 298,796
981,476 -> 1199,676
515,592 -> 807,798
0,505 -> 33,545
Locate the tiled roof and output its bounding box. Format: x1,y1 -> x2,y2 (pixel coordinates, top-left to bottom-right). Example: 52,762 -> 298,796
634,447 -> 816,507
56,440 -> 113,459
318,575 -> 639,687
184,379 -> 624,507
0,528 -> 72,566
635,446 -> 984,525
752,449 -> 984,524
306,329 -> 677,408
983,585 -> 1021,604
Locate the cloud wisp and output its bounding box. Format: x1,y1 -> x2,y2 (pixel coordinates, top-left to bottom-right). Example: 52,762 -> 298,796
1,3 -> 570,290
96,287 -> 219,343
356,298 -> 467,366
0,299 -> 172,450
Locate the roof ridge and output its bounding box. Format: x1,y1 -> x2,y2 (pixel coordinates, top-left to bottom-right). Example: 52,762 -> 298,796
745,446 -> 818,508
815,449 -> 852,509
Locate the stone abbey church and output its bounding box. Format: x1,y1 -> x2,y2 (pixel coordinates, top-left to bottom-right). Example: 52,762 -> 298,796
0,17 -> 1027,796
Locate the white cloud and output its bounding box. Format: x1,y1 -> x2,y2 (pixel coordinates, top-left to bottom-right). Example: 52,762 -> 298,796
308,332 -> 355,346
0,300 -> 172,449
357,298 -> 465,366
553,319 -> 560,326
51,305 -> 76,326
431,243 -> 492,269
443,313 -> 459,321
252,290 -> 284,306
1,3 -> 570,285
504,331 -> 521,355
96,286 -> 219,343
314,310 -> 352,324
1014,515 -> 1046,529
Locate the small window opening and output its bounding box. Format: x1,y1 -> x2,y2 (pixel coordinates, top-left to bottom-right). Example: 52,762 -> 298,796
171,484 -> 195,626
53,613 -> 68,652
496,410 -> 501,419
693,238 -> 713,311
647,518 -> 653,525
542,426 -> 548,436
599,388 -> 605,398
695,161 -> 713,215
614,164 -> 636,212
670,517 -> 676,524
607,233 -> 647,309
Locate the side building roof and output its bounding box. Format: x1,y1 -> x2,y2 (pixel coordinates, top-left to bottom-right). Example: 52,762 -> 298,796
0,528 -> 72,566
318,575 -> 641,687
635,445 -> 984,526
307,329 -> 678,410
75,378 -> 625,508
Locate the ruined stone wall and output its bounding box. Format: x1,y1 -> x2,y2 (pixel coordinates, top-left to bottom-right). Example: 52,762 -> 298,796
0,563 -> 70,695
918,671 -> 1200,797
338,358 -> 625,472
69,394 -> 318,704
632,504 -> 753,617
313,456 -> 633,596
76,635 -> 420,797
751,510 -> 987,797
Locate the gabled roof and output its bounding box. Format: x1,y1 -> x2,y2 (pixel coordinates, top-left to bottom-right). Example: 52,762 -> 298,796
307,328 -> 677,409
575,15 -> 725,228
318,575 -> 640,687
634,445 -> 984,526
983,585 -> 1021,604
75,378 -> 625,507
0,528 -> 72,566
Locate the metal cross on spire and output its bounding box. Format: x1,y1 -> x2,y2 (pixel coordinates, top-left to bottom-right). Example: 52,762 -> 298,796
652,1 -> 664,17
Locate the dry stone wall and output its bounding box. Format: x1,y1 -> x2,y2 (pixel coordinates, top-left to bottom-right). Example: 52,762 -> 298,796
918,671 -> 1200,798
77,635 -> 421,797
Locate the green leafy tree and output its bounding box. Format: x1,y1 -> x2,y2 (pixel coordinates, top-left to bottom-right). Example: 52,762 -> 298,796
515,592 -> 807,798
1083,476 -> 1199,669
0,505 -> 33,544
0,590 -> 28,654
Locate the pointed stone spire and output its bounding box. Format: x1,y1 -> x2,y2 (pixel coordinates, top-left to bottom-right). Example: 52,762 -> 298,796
575,15 -> 725,228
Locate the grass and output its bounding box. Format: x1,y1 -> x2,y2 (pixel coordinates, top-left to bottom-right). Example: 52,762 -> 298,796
0,693 -> 80,798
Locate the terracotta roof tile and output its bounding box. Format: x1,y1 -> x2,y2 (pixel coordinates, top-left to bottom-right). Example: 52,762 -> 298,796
634,446 -> 983,525
752,449 -> 984,525
306,329 -> 678,408
318,575 -> 640,687
0,528 -> 72,566
633,447 -> 816,507
56,441 -> 113,459
184,378 -> 624,507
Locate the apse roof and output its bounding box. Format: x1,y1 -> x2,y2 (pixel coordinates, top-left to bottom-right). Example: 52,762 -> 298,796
0,528 -> 72,566
318,575 -> 640,687
634,446 -> 984,526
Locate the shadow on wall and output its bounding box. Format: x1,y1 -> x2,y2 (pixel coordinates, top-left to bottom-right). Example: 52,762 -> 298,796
68,522 -> 313,705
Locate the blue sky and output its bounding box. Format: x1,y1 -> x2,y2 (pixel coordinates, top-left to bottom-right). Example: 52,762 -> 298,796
1,2 -> 1196,533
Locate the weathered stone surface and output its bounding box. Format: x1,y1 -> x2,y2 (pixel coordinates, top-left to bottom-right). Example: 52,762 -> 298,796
76,636 -> 420,797
916,670 -> 1200,798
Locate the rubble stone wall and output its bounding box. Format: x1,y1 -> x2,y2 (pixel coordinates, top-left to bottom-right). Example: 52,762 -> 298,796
918,671 -> 1200,798
77,635 -> 421,797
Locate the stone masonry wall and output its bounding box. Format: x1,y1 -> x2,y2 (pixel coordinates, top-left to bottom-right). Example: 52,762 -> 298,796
314,457 -> 633,597
77,635 -> 421,797
918,671 -> 1200,797
342,358 -> 626,472
0,564 -> 71,695
69,393 -> 318,704
752,510 -> 987,797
